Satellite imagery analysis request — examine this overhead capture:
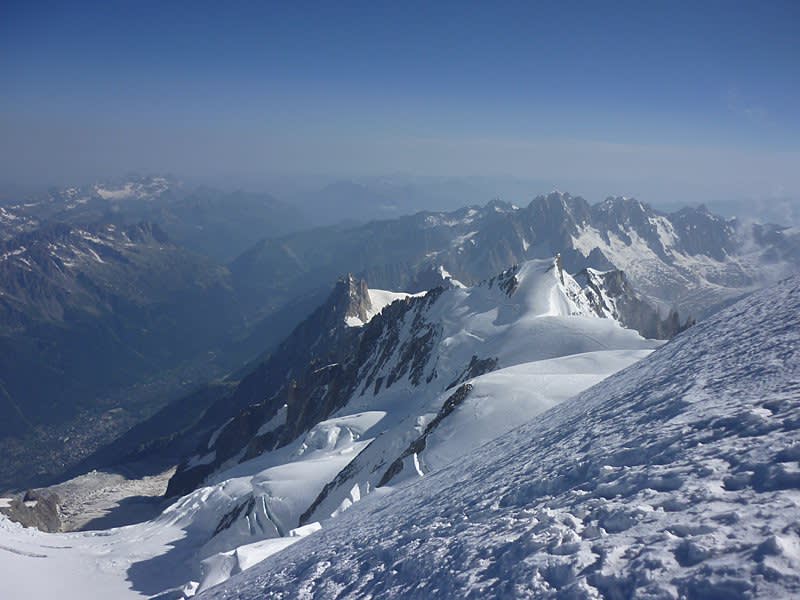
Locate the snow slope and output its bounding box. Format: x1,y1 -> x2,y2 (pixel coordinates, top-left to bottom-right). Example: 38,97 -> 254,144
345,288 -> 424,327
0,258 -> 661,598
0,512 -> 182,600
202,275 -> 800,599
158,259 -> 659,592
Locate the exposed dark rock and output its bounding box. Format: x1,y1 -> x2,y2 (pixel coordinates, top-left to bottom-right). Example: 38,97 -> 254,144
377,383 -> 474,487
165,275 -> 376,497
447,356 -> 499,390
213,496 -> 256,536
166,281 -> 452,498
165,257 -> 690,501
0,490 -> 62,532
576,268 -> 694,339
298,440 -> 378,526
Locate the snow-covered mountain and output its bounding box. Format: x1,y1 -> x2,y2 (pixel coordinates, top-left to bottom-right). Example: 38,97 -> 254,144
92,177 -> 173,201
201,275 -> 800,600
0,183 -> 796,599
234,192 -> 799,322
0,175 -> 307,261
4,183 -> 791,493
0,257 -> 665,597
164,258 -> 669,499
0,267 -> 796,599
152,259 -> 662,593
0,176 -> 177,241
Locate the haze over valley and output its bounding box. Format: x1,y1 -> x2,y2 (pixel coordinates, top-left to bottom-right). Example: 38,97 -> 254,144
1,2 -> 798,599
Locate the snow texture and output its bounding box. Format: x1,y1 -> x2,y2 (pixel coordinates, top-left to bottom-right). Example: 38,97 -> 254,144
202,276 -> 800,599
345,288 -> 424,327
0,258 -> 657,598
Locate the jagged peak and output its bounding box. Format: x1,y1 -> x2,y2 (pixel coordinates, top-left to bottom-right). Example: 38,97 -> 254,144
474,257 -> 597,318
595,196 -> 654,218
575,266 -> 692,339
670,203 -> 723,221
526,191 -> 592,217
330,274 -> 373,325
575,267 -> 636,303
485,198 -> 515,213
329,274 -> 428,329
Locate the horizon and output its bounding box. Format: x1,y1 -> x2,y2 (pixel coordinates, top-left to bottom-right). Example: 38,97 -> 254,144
2,171 -> 797,228
2,2 -> 799,213
1,4 -> 799,593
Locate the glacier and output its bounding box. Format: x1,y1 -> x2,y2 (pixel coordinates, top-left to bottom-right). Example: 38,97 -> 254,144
203,275 -> 800,599
0,266 -> 797,599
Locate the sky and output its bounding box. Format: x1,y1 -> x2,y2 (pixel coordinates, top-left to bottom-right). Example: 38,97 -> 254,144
1,1 -> 799,208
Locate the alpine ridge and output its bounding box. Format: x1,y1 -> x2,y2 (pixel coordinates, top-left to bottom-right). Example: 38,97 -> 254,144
98,257 -> 663,594
165,257 -> 665,501
0,261 -> 795,599
4,7 -> 797,598
202,275 -> 800,600
232,192 -> 799,325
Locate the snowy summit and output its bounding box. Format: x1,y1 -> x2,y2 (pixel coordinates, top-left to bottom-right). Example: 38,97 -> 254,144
204,275 -> 800,599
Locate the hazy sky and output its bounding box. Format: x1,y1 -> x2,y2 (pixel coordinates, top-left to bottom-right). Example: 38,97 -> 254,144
1,1 -> 798,206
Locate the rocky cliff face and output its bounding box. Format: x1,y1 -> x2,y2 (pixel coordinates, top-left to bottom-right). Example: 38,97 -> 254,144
165,258 -> 671,500
165,275 -> 377,497
0,490 -> 61,532
576,268 -> 693,339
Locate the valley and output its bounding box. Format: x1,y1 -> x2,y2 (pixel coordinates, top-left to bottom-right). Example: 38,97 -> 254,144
0,178 -> 797,599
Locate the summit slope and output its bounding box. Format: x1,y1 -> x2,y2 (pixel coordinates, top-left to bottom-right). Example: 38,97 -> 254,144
143,258 -> 659,593
203,275 -> 800,599
167,258 -> 659,500
0,258 -> 662,599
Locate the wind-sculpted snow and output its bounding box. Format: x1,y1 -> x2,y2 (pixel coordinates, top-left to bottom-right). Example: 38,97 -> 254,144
177,259 -> 657,539
202,276 -> 800,599
0,259 -> 663,599
132,258 -> 656,594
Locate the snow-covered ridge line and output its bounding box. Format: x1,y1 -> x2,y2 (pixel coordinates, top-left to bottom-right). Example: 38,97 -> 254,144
144,257 -> 661,594
172,257 -> 666,499
0,257 -> 685,599
202,275 -> 800,600
344,288 -> 426,327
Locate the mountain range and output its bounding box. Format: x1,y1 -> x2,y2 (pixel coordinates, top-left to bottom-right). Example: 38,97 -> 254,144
233,191 -> 798,322
0,175 -> 307,262
161,257 -> 681,499
0,256 -> 663,594
0,261 -> 796,599
204,272 -> 800,600
0,177 -> 797,504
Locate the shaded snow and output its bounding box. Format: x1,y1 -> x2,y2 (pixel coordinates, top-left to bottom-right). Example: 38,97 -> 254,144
255,404 -> 287,437
570,221 -> 766,317
202,276 -> 800,599
0,259 -> 675,598
346,288 -> 425,327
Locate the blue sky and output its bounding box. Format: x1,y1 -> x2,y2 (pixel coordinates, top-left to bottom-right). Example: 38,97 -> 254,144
1,1 -> 798,206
